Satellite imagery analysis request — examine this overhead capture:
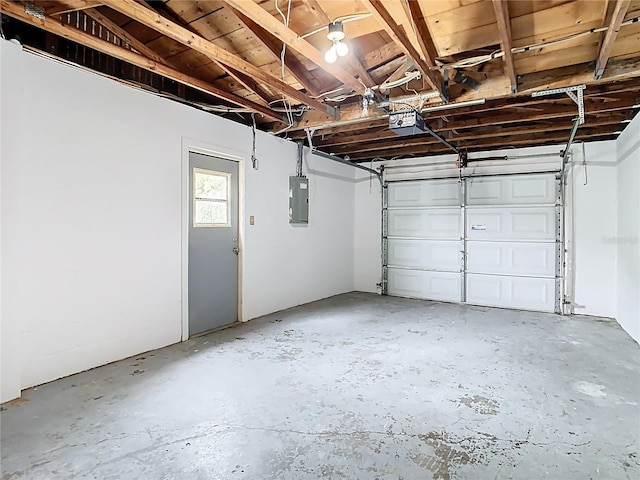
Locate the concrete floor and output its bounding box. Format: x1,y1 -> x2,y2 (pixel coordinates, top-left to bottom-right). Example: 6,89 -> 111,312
1,293 -> 639,479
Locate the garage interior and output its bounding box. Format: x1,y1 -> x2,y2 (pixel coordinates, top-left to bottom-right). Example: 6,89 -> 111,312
1,0 -> 639,478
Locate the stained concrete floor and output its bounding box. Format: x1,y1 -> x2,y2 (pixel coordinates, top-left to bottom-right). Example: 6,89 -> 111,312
1,293 -> 639,480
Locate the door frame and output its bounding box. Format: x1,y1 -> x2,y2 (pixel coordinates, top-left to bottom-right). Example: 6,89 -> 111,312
181,137 -> 245,341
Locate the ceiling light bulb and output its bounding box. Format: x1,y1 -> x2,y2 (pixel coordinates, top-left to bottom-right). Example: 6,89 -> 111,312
335,41 -> 349,57
324,45 -> 338,63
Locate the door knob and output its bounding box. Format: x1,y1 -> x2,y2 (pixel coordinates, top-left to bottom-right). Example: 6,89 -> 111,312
232,247 -> 239,255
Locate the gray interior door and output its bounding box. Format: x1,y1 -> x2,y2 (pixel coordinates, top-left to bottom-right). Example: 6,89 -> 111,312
189,152 -> 239,336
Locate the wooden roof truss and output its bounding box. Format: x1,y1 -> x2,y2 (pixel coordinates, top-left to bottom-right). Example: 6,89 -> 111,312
1,0 -> 639,161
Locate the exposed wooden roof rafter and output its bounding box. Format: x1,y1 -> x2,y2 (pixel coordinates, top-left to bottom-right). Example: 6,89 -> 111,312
0,0 -> 285,122
595,0 -> 632,79
299,0 -> 378,91
143,0 -> 275,106
46,0 -> 102,16
404,0 -> 439,69
83,7 -> 168,65
492,0 -> 518,92
100,0 -> 334,114
224,5 -> 321,97
2,0 -> 638,160
359,0 -> 446,101
224,0 -> 367,94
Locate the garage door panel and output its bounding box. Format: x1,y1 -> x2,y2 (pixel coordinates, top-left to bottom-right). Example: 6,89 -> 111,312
387,268 -> 461,302
388,239 -> 462,271
388,179 -> 461,207
466,174 -> 557,205
385,174 -> 561,312
467,241 -> 556,276
466,207 -> 556,241
466,274 -> 555,312
388,208 -> 461,238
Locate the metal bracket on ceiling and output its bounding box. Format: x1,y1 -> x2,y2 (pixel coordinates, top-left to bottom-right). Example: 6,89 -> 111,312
532,85 -> 586,164
442,69 -> 450,104
456,150 -> 468,168
531,84 -> 586,125
24,3 -> 45,19
326,104 -> 338,120
304,127 -> 319,151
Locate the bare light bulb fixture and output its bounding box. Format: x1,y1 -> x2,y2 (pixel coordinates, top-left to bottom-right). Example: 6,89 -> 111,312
324,21 -> 348,64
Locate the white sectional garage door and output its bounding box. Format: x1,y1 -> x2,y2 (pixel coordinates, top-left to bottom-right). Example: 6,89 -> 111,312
386,179 -> 463,302
384,173 -> 562,313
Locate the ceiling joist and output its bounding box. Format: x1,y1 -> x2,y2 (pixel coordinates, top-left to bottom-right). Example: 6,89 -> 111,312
328,112 -> 631,156
347,126 -> 625,161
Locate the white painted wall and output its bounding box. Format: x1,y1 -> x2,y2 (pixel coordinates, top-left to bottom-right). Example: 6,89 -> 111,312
242,146 -> 355,321
0,40 -> 355,402
570,141 -> 618,318
616,114 -> 640,343
352,142 -> 619,318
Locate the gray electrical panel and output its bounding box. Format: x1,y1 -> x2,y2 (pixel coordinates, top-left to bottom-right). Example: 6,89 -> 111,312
289,176 -> 309,224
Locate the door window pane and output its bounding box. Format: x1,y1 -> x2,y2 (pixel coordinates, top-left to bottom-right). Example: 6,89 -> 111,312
195,200 -> 227,225
193,168 -> 230,227
195,171 -> 227,200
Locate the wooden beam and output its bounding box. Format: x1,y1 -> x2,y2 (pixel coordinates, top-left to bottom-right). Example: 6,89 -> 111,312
220,64 -> 274,105
359,0 -> 445,101
301,0 -> 329,23
99,0 -> 333,113
294,91 -> 638,139
492,0 -> 517,93
117,0 -> 271,105
347,126 -> 622,160
404,0 -> 439,68
299,0 -> 378,91
519,57 -> 640,95
434,98 -> 636,131
595,0 -> 631,79
147,0 -> 275,105
223,0 -> 366,94
327,114 -> 629,155
224,5 -> 321,97
46,0 -> 102,16
361,40 -> 403,70
0,0 -> 284,122
289,56 -> 640,132
83,8 -> 167,65
350,131 -> 621,160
